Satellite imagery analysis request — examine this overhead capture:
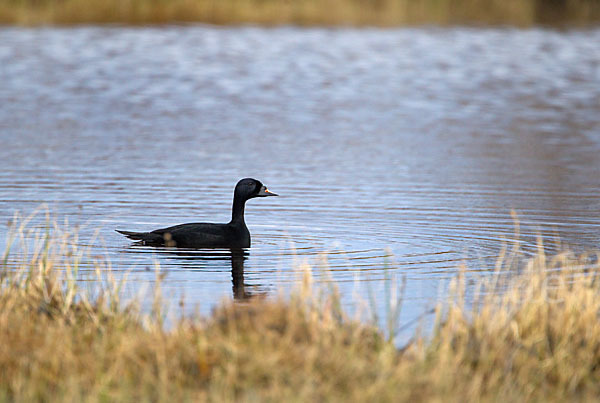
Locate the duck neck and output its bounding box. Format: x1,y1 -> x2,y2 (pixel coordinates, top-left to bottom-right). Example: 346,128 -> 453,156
230,196 -> 247,225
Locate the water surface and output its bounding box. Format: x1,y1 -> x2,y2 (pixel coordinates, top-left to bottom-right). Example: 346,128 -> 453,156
1,26 -> 599,336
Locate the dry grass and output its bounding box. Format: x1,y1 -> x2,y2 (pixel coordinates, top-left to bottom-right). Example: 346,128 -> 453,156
0,0 -> 599,26
2,216 -> 600,401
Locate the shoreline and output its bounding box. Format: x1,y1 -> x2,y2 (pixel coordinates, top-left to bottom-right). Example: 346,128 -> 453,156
2,222 -> 600,401
1,0 -> 599,27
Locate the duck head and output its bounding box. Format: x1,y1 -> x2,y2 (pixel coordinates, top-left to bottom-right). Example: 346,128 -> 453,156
235,178 -> 278,201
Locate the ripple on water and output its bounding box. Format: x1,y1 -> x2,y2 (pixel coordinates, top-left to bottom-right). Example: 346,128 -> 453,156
1,26 -> 600,336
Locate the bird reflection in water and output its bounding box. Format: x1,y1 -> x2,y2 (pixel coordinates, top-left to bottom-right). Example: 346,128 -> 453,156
229,249 -> 255,300
129,247 -> 265,300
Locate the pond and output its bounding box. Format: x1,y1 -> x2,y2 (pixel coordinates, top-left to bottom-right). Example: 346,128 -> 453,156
1,25 -> 599,337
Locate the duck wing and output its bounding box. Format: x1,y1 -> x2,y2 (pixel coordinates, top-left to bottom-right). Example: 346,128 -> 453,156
117,223 -> 234,248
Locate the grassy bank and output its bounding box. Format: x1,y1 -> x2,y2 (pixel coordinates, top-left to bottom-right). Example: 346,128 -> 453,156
2,221 -> 600,401
0,0 -> 599,26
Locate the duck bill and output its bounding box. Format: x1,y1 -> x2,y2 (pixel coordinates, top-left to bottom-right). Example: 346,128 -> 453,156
257,186 -> 278,197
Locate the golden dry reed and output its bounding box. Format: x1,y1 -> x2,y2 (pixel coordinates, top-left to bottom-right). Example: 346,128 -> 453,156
0,0 -> 599,26
2,214 -> 600,401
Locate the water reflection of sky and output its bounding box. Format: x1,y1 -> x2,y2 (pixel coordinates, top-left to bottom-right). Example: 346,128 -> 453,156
1,26 -> 599,339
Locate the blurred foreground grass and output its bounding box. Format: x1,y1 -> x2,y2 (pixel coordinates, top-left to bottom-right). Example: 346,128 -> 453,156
0,0 -> 599,26
3,216 -> 600,401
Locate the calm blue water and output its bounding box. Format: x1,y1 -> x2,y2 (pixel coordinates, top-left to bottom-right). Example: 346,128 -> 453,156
1,25 -> 599,338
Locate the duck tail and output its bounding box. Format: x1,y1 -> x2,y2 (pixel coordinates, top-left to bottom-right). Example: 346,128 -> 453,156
116,229 -> 166,245
116,229 -> 148,240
